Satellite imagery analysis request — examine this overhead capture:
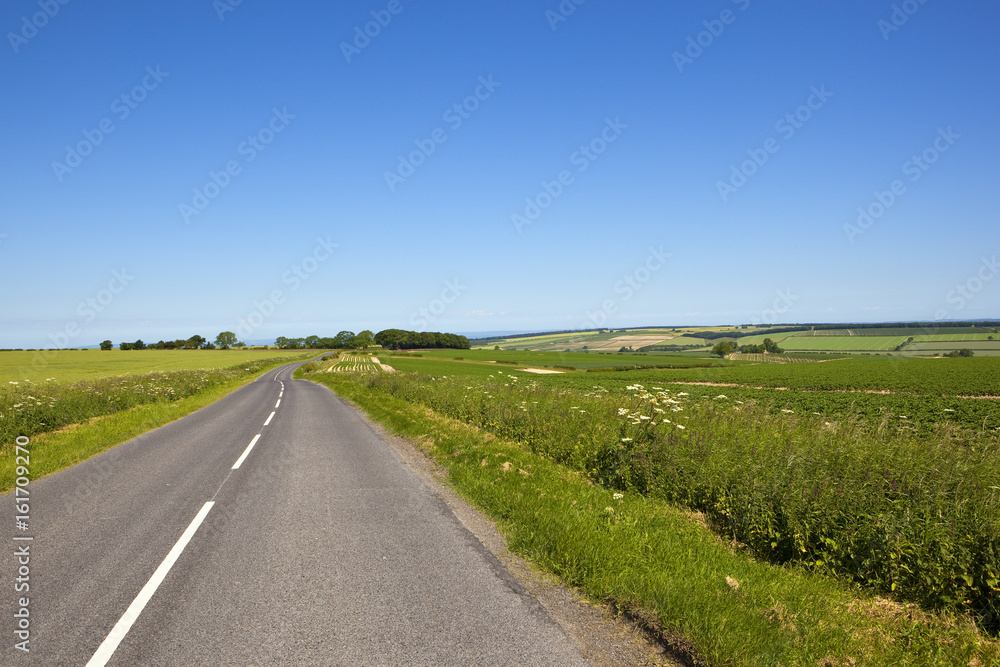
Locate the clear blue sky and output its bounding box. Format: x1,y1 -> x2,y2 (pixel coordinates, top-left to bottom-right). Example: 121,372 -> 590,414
2,1 -> 997,348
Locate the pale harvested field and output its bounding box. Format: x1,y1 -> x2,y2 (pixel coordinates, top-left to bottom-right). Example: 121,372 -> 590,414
585,335 -> 674,351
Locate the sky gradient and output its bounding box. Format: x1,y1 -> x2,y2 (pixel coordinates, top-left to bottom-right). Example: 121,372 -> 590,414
2,1 -> 998,348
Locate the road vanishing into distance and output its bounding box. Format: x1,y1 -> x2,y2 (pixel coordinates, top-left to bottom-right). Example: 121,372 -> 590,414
7,362 -> 587,665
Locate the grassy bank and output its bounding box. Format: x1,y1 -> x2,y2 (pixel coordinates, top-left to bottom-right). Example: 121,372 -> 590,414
0,356 -> 313,493
301,368 -> 1000,665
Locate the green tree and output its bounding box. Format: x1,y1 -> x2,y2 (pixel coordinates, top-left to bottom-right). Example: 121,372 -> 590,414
354,330 -> 374,349
711,341 -> 735,357
332,331 -> 356,348
186,335 -> 206,349
100,340 -> 113,350
215,331 -> 238,349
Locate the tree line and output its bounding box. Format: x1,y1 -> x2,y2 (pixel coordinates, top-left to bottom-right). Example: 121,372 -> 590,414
274,331 -> 374,349
101,328 -> 471,352
712,338 -> 782,357
105,332 -> 241,350
374,329 -> 471,350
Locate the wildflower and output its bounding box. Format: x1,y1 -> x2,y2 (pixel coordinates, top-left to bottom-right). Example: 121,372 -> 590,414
617,408 -> 630,416
781,409 -> 794,414
715,394 -> 727,399
639,415 -> 651,420
9,381 -> 17,385
726,576 -> 740,591
605,506 -> 614,514
621,437 -> 633,442
613,493 -> 624,500
675,424 -> 685,429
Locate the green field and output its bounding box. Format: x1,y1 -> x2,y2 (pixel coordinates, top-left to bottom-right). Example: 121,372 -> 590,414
781,335 -> 909,351
0,348 -> 317,384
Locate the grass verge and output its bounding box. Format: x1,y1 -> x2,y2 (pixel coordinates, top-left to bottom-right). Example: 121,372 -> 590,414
303,369 -> 1000,666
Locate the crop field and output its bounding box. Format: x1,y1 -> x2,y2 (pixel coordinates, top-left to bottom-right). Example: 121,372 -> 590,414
0,348 -> 315,384
781,335 -> 909,351
473,327 -> 737,352
313,352 -> 1000,638
319,354 -> 394,373
906,341 -> 1000,357
919,333 -> 996,341
724,352 -> 824,363
386,348 -> 733,371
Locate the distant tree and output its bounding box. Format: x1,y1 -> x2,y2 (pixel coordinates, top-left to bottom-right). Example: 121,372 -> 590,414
333,331 -> 356,348
100,340 -> 113,350
762,338 -> 782,354
711,341 -> 735,357
305,335 -> 321,349
354,330 -> 375,349
132,339 -> 146,351
187,335 -> 206,349
119,342 -> 133,350
215,331 -> 238,350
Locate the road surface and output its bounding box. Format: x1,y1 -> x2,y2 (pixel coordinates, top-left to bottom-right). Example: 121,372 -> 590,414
5,362 -> 587,665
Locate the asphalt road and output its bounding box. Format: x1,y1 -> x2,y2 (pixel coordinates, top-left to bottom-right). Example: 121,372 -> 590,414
5,362 -> 587,665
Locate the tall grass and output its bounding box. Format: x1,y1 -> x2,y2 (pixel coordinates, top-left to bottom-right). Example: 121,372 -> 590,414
336,369 -> 1000,633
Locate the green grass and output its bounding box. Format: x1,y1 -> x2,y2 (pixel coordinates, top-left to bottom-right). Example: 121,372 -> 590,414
301,368 -> 1000,665
0,348 -> 315,384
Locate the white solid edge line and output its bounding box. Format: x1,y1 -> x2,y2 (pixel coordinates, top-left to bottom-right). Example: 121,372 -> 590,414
232,434 -> 261,470
86,502 -> 215,667
274,399 -> 281,408
264,411 -> 275,426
